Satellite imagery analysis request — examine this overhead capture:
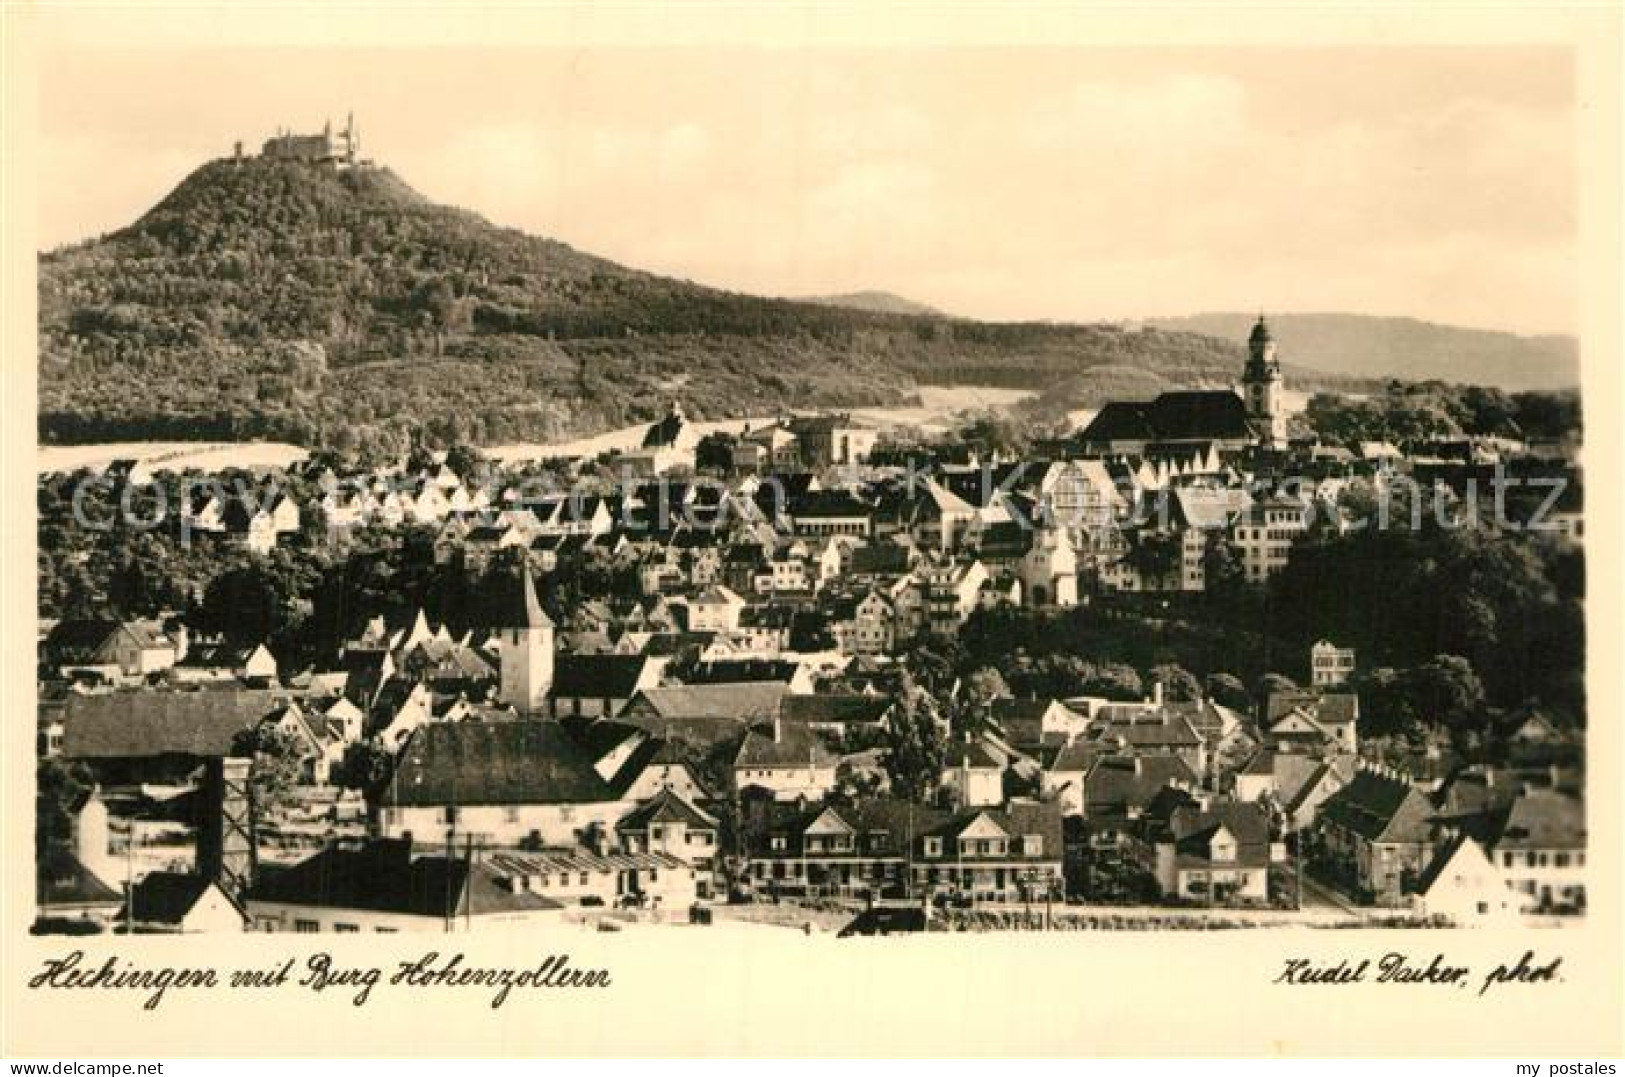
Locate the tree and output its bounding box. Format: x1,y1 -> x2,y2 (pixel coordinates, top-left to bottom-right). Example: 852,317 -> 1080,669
333,740 -> 395,800
230,723 -> 309,821
884,676 -> 947,803
1256,673 -> 1299,703
37,759 -> 95,858
1407,654 -> 1487,732
1148,663 -> 1201,703
1205,672 -> 1251,713
1079,662 -> 1144,702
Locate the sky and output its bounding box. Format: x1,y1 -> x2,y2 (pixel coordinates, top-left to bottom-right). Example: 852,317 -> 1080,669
35,46 -> 1577,336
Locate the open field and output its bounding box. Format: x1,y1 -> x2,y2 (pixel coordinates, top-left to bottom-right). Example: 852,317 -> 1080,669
37,440 -> 309,475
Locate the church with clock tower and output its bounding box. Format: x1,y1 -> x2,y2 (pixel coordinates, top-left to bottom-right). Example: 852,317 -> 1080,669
1242,315 -> 1288,448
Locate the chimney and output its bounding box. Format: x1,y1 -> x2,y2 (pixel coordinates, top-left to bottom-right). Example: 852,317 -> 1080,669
1133,757 -> 1144,776
1150,681 -> 1164,707
171,623 -> 190,663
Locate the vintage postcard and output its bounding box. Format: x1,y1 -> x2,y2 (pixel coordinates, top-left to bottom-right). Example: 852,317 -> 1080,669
2,2 -> 1620,1060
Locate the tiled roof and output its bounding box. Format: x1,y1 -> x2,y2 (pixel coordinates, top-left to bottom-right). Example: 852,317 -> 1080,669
383,721 -> 645,807
1493,789 -> 1584,851
1265,691 -> 1359,726
125,871 -> 237,926
628,683 -> 790,723
779,694 -> 894,726
1084,755 -> 1199,812
616,789 -> 718,832
551,654 -> 654,700
36,851 -> 122,908
63,689 -> 287,759
735,723 -> 837,768
251,842 -> 563,918
1317,769 -> 1434,844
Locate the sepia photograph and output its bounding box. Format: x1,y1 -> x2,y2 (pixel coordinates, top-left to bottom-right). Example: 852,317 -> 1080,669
3,1 -> 1621,1063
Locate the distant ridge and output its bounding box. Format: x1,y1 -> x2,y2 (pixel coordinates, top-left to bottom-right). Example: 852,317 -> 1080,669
1145,312 -> 1578,392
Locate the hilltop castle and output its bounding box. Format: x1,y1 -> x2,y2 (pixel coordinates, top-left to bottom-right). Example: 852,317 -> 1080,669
236,113 -> 367,170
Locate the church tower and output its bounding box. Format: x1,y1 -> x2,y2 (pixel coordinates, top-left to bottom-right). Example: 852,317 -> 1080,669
1243,315 -> 1287,447
496,561 -> 554,715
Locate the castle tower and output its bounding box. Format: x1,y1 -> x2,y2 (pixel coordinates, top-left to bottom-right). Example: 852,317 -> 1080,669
496,561 -> 554,715
1243,315 -> 1288,447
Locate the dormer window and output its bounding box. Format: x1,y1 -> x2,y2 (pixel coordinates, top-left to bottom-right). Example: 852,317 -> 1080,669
923,837 -> 943,858
1024,835 -> 1043,857
770,835 -> 788,852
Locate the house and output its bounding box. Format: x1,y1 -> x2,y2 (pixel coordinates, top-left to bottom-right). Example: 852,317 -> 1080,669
786,489 -> 875,540
683,585 -> 747,632
825,589 -> 898,655
378,720 -> 666,848
123,871 -> 246,933
1412,834 -> 1516,923
45,619 -> 178,682
1263,691 -> 1359,756
35,851 -> 123,931
548,654 -> 661,720
741,798 -> 1062,904
1137,795 -> 1273,904
1041,740 -> 1102,817
1487,788 -> 1585,914
682,658 -> 816,695
788,413 -> 878,467
247,840 -> 565,933
940,739 -> 1005,808
484,847 -> 699,912
620,683 -> 791,747
615,789 -> 721,892
172,641 -> 279,684
736,603 -> 795,653
915,557 -> 989,637
1310,640 -> 1357,688
778,694 -> 896,737
62,689 -> 291,784
733,718 -> 839,801
1233,751 -> 1354,832
623,402 -> 700,476
1087,701 -> 1207,775
992,698 -> 1089,752
1313,766 -> 1436,906
1080,755 -> 1199,826
1231,493 -> 1310,582
909,803 -> 1064,904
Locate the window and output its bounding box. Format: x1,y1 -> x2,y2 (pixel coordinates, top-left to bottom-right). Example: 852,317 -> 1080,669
294,920 -> 320,933
651,826 -> 665,841
443,806 -> 459,824
256,917 -> 279,932
1024,835 -> 1043,857
770,835 -> 788,851
580,873 -> 589,886
503,806 -> 521,824
375,927 -> 397,934
334,923 -> 360,933
924,837 -> 943,858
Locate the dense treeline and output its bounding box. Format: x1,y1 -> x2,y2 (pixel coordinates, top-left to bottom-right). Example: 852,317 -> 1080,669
1304,381 -> 1582,446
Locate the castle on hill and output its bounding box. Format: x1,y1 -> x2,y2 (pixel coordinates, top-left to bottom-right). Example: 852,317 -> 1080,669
236,113 -> 368,170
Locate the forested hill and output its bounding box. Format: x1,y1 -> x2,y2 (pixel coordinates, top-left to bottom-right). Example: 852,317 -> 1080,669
1148,312 -> 1579,391
40,154 -> 1343,460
